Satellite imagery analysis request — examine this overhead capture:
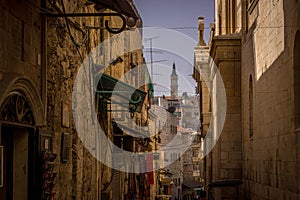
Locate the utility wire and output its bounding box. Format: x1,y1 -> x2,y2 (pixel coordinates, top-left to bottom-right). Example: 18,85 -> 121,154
23,2 -> 300,30
143,25 -> 299,30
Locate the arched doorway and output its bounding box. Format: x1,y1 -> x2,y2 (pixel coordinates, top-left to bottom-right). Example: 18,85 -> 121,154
0,92 -> 38,200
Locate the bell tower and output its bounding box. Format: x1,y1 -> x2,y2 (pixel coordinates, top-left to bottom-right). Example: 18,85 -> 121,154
170,62 -> 178,98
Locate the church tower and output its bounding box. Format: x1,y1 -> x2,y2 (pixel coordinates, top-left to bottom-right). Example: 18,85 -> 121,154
170,62 -> 178,98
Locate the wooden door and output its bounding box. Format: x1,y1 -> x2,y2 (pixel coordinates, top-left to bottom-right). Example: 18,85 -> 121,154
0,126 -> 29,200
13,128 -> 29,200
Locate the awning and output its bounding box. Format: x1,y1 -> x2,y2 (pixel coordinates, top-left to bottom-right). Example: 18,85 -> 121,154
144,64 -> 154,99
182,180 -> 203,189
117,123 -> 149,138
89,0 -> 139,19
148,81 -> 154,99
207,179 -> 243,188
96,73 -> 147,113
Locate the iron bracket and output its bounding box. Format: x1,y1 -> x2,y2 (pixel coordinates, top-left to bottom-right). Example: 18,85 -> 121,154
44,12 -> 126,34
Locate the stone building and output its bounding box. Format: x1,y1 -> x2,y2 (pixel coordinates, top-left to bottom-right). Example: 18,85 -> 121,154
180,92 -> 203,199
179,126 -> 200,200
0,0 -> 153,199
240,1 -> 300,199
194,0 -> 300,199
151,63 -> 187,199
181,92 -> 200,131
151,95 -> 182,199
0,0 -> 46,199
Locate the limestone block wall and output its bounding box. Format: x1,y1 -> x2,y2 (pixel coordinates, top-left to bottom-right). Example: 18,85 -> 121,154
215,0 -> 244,35
241,1 -> 300,199
208,35 -> 242,199
0,0 -> 42,92
46,1 -> 101,199
194,45 -> 211,137
194,44 -> 212,188
209,1 -> 300,199
249,0 -> 285,80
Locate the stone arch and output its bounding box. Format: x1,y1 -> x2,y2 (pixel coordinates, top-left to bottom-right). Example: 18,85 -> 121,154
0,74 -> 44,126
294,31 -> 300,129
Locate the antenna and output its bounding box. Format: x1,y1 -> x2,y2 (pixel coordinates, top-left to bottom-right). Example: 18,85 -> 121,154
144,36 -> 160,78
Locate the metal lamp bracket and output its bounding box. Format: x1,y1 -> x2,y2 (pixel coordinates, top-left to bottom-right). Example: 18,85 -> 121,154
44,12 -> 126,34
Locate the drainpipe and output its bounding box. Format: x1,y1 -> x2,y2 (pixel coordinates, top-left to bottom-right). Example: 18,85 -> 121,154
41,0 -> 47,126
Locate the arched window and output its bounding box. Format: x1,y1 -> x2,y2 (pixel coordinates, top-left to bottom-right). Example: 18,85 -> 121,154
294,31 -> 300,129
249,75 -> 254,138
0,93 -> 35,125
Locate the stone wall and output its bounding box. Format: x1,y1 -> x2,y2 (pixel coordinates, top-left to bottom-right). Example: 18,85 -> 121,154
241,0 -> 300,199
209,35 -> 242,199
45,0 -> 147,199
46,1 -> 100,198
193,18 -> 211,189
208,0 -> 300,199
0,0 -> 42,95
215,0 -> 244,35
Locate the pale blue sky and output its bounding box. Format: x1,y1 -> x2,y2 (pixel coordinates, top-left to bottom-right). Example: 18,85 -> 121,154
133,0 -> 215,96
133,0 -> 215,42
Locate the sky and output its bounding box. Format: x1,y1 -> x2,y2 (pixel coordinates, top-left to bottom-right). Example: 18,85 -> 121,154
132,0 -> 215,96
133,0 -> 215,42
